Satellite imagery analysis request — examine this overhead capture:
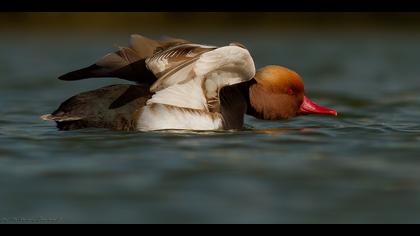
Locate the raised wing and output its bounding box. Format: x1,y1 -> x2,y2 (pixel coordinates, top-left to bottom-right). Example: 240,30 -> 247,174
58,34 -> 190,85
146,45 -> 256,112
146,43 -> 218,92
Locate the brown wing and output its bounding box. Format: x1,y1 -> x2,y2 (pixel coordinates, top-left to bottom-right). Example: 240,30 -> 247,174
41,84 -> 152,131
146,43 -> 218,91
58,34 -> 191,85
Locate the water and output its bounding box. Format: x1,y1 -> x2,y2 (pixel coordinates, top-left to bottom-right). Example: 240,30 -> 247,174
1,29 -> 420,223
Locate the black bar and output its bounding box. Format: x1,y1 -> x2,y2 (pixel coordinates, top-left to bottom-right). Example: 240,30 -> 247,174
0,0 -> 417,12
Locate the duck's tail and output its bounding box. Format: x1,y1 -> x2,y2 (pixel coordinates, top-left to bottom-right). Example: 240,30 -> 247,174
40,114 -> 83,122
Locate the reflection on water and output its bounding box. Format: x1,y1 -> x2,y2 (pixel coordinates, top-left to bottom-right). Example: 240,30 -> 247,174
1,29 -> 420,223
253,127 -> 320,135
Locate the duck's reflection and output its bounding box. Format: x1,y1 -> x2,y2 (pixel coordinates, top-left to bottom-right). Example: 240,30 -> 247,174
253,127 -> 319,135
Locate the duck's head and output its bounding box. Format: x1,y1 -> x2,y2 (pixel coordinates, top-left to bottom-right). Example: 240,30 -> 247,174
248,65 -> 337,120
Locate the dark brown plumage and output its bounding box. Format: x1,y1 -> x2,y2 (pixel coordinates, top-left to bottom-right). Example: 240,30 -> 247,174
42,85 -> 152,131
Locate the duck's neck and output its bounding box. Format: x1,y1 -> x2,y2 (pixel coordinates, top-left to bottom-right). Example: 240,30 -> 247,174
232,79 -> 261,118
249,84 -> 268,119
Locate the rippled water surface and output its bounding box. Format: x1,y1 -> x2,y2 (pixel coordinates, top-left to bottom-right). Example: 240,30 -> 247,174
1,30 -> 420,223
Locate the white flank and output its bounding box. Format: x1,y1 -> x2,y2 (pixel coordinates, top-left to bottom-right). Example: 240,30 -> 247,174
137,104 -> 223,131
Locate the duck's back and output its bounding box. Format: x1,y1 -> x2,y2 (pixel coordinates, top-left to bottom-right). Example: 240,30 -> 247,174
42,85 -> 152,131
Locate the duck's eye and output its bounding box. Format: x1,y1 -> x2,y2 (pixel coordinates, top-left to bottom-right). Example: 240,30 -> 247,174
287,88 -> 295,96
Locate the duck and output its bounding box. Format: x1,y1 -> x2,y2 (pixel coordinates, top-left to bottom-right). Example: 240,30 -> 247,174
41,34 -> 337,131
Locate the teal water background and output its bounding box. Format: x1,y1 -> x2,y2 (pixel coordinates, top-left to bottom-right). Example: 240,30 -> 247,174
1,28 -> 420,223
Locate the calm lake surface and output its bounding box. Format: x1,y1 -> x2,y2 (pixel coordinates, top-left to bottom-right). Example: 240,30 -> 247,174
1,29 -> 420,223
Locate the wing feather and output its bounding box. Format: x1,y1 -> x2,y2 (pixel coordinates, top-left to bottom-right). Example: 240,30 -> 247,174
146,45 -> 256,114
146,44 -> 218,91
58,34 -> 191,84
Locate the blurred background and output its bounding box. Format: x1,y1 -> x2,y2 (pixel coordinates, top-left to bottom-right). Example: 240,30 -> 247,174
1,13 -> 420,224
3,12 -> 420,32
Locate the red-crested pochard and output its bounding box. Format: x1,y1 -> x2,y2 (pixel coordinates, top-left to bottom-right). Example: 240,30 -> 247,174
41,35 -> 337,131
